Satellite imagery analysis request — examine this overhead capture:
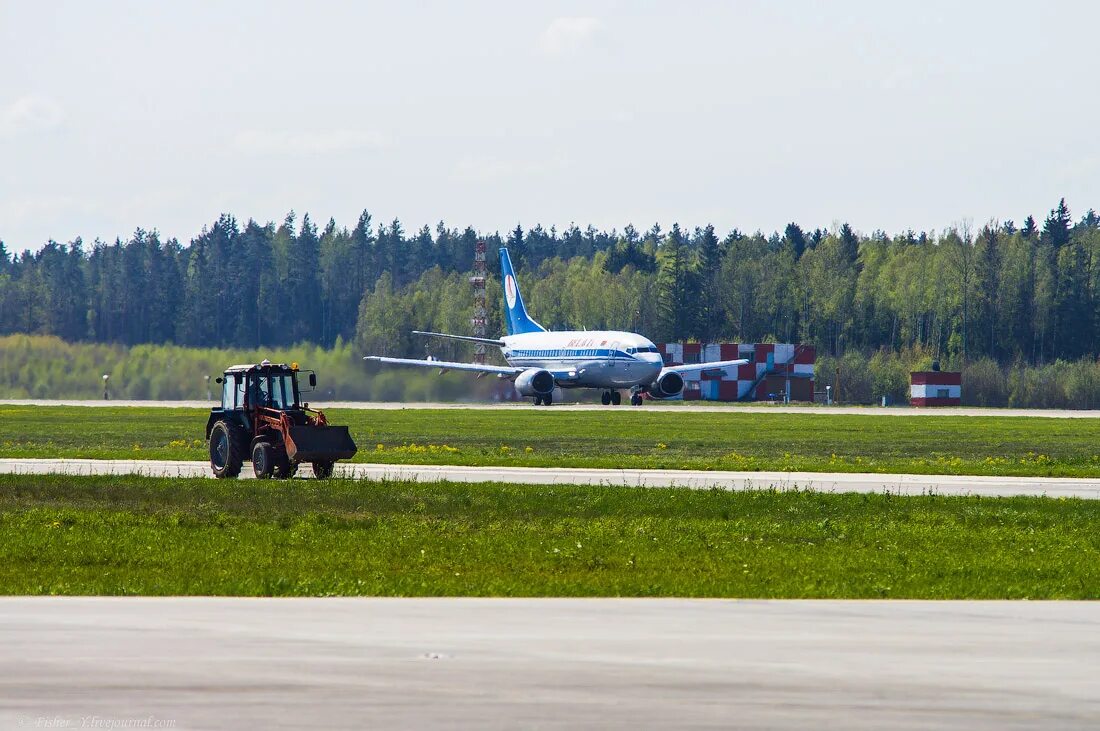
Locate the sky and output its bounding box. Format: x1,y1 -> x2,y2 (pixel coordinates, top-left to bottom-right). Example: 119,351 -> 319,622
2,0 -> 1098,251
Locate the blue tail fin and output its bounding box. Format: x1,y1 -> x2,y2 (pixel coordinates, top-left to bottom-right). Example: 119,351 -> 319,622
499,248 -> 546,335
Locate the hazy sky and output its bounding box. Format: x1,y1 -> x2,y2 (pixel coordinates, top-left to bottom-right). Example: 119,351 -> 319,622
2,1 -> 1098,251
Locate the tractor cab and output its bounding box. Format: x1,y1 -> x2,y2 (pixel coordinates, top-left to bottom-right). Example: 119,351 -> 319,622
213,361 -> 312,422
205,360 -> 356,479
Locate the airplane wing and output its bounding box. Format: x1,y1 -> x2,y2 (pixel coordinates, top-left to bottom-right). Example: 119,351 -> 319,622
364,356 -> 523,376
365,356 -> 585,385
663,359 -> 749,376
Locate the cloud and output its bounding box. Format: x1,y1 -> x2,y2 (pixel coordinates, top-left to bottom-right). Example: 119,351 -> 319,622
0,96 -> 64,137
451,155 -> 568,184
0,195 -> 98,240
538,16 -> 601,55
233,128 -> 390,155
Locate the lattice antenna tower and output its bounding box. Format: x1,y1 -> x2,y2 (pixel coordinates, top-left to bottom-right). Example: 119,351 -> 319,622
470,240 -> 488,364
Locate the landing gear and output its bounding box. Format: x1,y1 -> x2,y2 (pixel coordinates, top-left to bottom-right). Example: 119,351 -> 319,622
601,390 -> 623,406
534,393 -> 553,406
630,390 -> 644,406
601,391 -> 611,406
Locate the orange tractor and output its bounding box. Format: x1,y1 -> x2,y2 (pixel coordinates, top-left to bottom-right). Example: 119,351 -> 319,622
205,361 -> 357,479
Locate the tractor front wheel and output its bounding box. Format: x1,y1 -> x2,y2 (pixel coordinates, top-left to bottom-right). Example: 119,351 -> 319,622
312,461 -> 335,479
274,453 -> 297,479
209,421 -> 245,479
252,441 -> 275,479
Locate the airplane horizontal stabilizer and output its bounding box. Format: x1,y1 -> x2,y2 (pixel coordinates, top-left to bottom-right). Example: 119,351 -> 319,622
412,330 -> 506,347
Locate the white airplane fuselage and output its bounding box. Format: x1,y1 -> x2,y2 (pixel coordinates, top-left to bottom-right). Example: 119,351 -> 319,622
501,330 -> 665,389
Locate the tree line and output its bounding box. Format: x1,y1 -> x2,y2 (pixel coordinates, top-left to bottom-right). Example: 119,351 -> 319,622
2,200 -> 1099,368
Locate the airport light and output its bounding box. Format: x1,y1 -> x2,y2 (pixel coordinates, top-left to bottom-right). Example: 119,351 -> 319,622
102,374 -> 110,401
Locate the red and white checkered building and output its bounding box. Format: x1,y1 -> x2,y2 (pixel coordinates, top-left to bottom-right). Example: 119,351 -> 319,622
910,371 -> 962,407
657,343 -> 816,402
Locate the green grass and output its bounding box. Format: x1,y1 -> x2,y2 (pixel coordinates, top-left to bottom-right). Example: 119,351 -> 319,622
2,405 -> 1100,477
2,474 -> 1097,598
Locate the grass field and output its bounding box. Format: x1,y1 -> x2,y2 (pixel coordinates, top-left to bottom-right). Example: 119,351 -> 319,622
2,474 -> 1098,598
2,405 -> 1100,477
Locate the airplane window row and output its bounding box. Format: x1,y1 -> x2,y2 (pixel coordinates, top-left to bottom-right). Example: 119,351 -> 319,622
512,347 -> 665,358
517,349 -> 621,358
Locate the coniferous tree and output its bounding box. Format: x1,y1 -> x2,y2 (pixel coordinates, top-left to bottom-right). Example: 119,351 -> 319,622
506,224 -> 527,269
696,224 -> 722,340
1022,215 -> 1038,239
1043,198 -> 1072,248
975,225 -> 1001,358
784,223 -> 807,259
838,223 -> 859,264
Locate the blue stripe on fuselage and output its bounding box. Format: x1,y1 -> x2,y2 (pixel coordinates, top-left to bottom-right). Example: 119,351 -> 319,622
505,349 -> 635,360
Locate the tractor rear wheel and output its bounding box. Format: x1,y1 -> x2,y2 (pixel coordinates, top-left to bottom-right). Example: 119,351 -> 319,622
209,421 -> 245,479
252,441 -> 275,479
312,461 -> 335,479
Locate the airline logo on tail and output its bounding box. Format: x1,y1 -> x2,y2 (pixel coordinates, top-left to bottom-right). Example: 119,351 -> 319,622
505,274 -> 517,308
500,248 -> 546,335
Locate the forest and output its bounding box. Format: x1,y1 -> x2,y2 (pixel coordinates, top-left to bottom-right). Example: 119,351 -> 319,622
2,199 -> 1100,404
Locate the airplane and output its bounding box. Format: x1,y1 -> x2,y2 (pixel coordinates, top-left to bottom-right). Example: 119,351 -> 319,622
364,247 -> 748,406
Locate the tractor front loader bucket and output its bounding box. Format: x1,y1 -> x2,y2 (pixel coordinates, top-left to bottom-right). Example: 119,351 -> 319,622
285,425 -> 358,463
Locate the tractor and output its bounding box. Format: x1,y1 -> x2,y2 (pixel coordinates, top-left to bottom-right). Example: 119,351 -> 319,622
205,360 -> 357,479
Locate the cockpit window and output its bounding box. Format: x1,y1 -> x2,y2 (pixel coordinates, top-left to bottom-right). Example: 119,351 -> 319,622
636,346 -> 659,353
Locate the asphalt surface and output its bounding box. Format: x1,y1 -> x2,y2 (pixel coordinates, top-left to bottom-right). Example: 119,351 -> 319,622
0,598 -> 1096,730
1,458 -> 1098,498
3,398 -> 1100,417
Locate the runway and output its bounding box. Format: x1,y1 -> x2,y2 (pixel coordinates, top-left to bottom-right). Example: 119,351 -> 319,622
3,398 -> 1100,418
2,458 -> 1098,498
0,598 -> 1095,730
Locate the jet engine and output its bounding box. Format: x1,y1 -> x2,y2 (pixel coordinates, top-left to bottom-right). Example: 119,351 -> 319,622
514,368 -> 555,397
648,369 -> 685,399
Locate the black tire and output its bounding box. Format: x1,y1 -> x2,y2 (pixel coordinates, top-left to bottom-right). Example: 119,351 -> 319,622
209,420 -> 245,479
611,391 -> 622,406
273,453 -> 297,479
543,392 -> 553,406
631,392 -> 643,406
252,441 -> 274,479
313,461 -> 335,479
534,395 -> 543,406
601,391 -> 611,406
